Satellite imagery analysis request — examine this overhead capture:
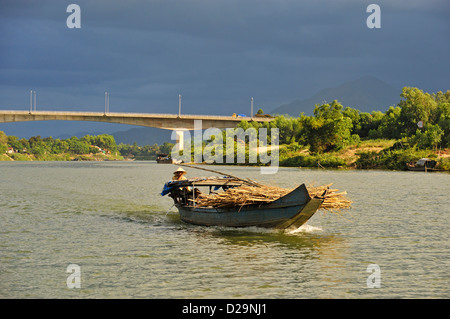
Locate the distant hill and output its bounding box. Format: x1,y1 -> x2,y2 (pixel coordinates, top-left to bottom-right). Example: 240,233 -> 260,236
53,126 -> 174,146
270,76 -> 400,116
111,127 -> 174,146
111,127 -> 207,146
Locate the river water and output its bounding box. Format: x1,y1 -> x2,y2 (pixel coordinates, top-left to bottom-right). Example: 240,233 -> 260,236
0,161 -> 448,299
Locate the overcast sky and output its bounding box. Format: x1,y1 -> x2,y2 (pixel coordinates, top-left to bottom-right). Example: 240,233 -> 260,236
0,0 -> 449,136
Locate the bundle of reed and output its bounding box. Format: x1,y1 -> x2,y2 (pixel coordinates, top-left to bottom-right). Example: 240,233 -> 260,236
193,183 -> 352,211
194,185 -> 289,208
307,183 -> 353,211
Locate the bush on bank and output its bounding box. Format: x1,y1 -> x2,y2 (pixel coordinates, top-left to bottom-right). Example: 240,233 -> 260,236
355,148 -> 438,170
280,153 -> 346,168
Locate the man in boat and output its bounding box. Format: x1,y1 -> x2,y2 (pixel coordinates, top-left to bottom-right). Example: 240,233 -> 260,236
168,167 -> 191,204
172,167 -> 192,192
173,167 -> 188,181
169,167 -> 202,205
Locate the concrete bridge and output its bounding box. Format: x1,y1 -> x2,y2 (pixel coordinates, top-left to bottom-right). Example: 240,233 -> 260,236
0,110 -> 274,148
0,110 -> 273,130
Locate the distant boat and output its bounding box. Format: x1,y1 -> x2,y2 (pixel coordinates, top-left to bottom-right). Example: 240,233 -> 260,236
156,153 -> 181,164
161,177 -> 326,231
406,158 -> 441,172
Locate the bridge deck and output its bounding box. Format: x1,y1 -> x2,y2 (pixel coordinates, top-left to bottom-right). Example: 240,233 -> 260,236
0,110 -> 273,130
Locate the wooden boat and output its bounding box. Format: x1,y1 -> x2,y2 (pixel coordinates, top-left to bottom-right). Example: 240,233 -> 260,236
156,153 -> 181,164
406,158 -> 441,172
161,177 -> 326,231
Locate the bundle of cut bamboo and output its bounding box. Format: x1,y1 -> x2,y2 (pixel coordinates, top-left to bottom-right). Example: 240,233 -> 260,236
193,183 -> 352,211
307,183 -> 353,211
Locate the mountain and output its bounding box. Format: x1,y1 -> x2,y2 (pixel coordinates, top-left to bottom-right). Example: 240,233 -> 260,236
53,126 -> 173,146
111,127 -> 174,146
270,76 -> 400,116
111,127 -> 207,146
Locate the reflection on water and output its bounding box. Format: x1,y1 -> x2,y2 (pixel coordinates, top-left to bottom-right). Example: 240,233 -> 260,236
0,161 -> 448,298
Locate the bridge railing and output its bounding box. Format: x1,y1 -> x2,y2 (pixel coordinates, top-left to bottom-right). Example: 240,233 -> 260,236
0,110 -> 272,121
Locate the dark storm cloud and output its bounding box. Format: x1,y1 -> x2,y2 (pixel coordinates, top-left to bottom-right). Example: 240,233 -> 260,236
0,0 -> 448,116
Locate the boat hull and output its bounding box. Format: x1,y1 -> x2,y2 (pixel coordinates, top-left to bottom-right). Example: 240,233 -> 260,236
176,184 -> 324,230
407,166 -> 441,172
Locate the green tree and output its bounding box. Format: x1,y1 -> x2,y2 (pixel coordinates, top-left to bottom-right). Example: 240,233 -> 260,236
91,134 -> 117,153
81,134 -> 94,146
28,136 -> 51,157
160,142 -> 174,155
30,144 -> 46,157
68,137 -> 90,154
408,124 -> 444,149
271,116 -> 295,144
434,93 -> 450,148
377,106 -> 402,139
357,112 -> 380,138
0,131 -> 7,154
19,138 -> 30,152
52,139 -> 69,154
397,87 -> 437,137
0,131 -> 7,145
437,106 -> 450,148
299,100 -> 353,152
343,107 -> 361,135
313,100 -> 344,119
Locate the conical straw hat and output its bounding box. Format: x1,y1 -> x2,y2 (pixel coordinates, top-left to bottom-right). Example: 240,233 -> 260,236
174,167 -> 186,174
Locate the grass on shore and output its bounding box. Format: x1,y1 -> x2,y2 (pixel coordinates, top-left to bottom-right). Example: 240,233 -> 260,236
279,139 -> 449,171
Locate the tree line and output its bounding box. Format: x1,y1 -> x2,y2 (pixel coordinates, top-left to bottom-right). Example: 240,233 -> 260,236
117,142 -> 174,160
0,130 -> 175,161
237,87 -> 449,152
0,133 -> 118,159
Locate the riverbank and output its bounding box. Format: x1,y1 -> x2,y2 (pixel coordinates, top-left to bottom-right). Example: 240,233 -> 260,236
1,130 -> 448,170
2,141 -> 449,171
281,140 -> 442,169
279,140 -> 450,171
0,152 -> 123,161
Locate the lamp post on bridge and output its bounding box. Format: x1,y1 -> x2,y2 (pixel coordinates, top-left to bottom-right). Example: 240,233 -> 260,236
29,90 -> 36,113
176,94 -> 183,150
104,92 -> 110,114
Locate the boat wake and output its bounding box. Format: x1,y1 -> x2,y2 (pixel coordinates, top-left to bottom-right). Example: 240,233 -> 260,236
194,223 -> 323,236
286,224 -> 323,234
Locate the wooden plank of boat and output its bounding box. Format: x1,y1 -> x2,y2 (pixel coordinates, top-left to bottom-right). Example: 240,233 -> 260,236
172,178 -> 244,187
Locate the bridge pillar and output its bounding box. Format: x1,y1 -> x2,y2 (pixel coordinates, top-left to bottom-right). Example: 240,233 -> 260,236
175,130 -> 184,151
